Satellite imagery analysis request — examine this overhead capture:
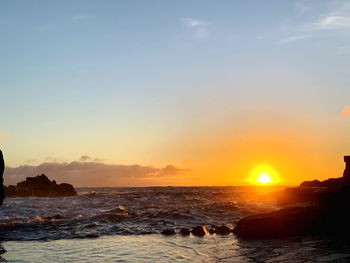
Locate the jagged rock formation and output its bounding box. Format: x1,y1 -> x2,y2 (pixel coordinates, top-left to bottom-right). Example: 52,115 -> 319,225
5,174 -> 77,197
0,150 -> 4,205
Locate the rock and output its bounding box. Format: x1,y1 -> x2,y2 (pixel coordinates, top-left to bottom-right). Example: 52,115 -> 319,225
191,226 -> 208,236
85,234 -> 99,238
161,229 -> 176,235
343,156 -> 350,178
215,224 -> 231,235
233,206 -> 321,239
179,228 -> 190,235
208,228 -> 215,234
276,187 -> 320,206
4,174 -> 77,197
0,150 -> 4,206
318,185 -> 350,233
300,178 -> 344,191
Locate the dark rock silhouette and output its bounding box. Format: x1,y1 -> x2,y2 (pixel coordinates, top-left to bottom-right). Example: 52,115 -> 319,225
235,156 -> 350,239
273,156 -> 350,206
179,228 -> 190,235
276,187 -> 320,206
300,177 -> 344,191
191,226 -> 208,236
233,206 -> 321,238
215,224 -> 231,235
4,174 -> 77,197
0,150 -> 4,205
161,229 -> 176,235
208,228 -> 215,234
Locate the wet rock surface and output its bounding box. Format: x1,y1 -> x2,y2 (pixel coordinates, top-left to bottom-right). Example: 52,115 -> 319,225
4,174 -> 77,197
191,226 -> 208,236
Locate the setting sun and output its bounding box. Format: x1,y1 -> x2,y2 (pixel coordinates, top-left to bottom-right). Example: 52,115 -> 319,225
246,164 -> 281,185
257,173 -> 272,184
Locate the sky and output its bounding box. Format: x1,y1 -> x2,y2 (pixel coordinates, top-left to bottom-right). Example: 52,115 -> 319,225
1,0 -> 350,187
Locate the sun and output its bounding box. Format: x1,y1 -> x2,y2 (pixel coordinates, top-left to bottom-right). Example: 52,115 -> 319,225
257,173 -> 272,184
246,164 -> 281,185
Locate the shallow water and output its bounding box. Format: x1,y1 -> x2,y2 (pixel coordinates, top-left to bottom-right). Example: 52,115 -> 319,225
1,186 -> 350,262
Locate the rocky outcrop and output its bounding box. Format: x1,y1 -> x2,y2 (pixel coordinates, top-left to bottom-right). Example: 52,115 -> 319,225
0,150 -> 4,205
276,187 -> 322,206
5,174 -> 77,197
233,206 -> 322,238
300,178 -> 344,191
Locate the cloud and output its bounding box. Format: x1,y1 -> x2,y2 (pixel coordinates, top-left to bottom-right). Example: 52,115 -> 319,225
79,155 -> 91,162
181,17 -> 210,38
313,16 -> 350,30
182,17 -> 205,27
278,35 -> 309,44
4,161 -> 189,187
339,105 -> 350,118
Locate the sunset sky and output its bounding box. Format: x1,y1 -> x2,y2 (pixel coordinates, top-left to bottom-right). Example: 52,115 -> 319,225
1,0 -> 350,187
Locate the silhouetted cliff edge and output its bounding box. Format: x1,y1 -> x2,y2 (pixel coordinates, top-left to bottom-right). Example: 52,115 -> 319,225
5,174 -> 77,197
0,150 -> 4,205
234,156 -> 350,239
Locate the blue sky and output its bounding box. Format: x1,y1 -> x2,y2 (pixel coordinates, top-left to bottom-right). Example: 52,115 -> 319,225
1,1 -> 350,186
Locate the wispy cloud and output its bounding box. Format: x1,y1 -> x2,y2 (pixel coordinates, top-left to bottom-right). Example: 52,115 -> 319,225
278,34 -> 309,44
312,16 -> 350,30
182,17 -> 205,27
339,105 -> 350,118
181,17 -> 210,38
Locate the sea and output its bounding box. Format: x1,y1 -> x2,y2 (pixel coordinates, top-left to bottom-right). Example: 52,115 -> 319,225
1,186 -> 350,262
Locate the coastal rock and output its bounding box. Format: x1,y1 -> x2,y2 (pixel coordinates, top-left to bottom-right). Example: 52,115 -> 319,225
161,229 -> 176,235
0,150 -> 4,206
300,178 -> 344,191
4,174 -> 77,197
215,225 -> 231,235
276,187 -> 320,206
179,228 -> 190,235
318,185 -> 350,233
233,206 -> 321,238
191,226 -> 208,236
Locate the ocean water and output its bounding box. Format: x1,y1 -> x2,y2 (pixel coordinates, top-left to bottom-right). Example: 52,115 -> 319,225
1,186 -> 350,262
